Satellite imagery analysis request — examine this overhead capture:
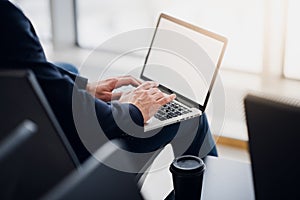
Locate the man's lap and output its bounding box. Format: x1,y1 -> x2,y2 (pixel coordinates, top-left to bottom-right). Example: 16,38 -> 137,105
119,114 -> 217,158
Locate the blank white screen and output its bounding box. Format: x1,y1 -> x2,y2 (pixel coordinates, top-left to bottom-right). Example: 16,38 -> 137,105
142,17 -> 224,105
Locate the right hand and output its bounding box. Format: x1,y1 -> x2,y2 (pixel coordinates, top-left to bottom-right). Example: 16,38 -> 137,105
119,81 -> 176,123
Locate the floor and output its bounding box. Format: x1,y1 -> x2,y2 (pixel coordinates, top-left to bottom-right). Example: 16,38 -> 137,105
216,143 -> 250,163
140,143 -> 250,200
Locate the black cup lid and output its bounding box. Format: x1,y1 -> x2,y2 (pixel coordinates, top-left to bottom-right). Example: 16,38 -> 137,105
170,155 -> 205,175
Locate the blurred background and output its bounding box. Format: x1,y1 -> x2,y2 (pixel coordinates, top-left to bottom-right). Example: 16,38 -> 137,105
12,0 -> 300,159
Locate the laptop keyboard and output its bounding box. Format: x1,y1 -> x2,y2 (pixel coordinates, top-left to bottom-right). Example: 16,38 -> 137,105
154,101 -> 192,121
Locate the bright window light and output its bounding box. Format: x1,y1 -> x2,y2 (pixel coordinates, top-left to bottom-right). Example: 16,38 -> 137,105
284,0 -> 300,80
76,0 -> 265,73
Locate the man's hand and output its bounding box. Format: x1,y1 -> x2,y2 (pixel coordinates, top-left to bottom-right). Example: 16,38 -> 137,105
86,75 -> 142,102
119,81 -> 176,123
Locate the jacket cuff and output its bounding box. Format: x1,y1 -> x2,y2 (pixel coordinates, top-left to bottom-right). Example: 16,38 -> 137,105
128,103 -> 144,126
75,76 -> 88,90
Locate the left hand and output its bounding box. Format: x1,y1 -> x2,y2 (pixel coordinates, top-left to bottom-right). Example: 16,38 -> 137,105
86,75 -> 142,102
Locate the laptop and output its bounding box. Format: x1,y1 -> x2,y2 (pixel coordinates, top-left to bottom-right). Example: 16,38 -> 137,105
244,94 -> 300,199
141,13 -> 227,132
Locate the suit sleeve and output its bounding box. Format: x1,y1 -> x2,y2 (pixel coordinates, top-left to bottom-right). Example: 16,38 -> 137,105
52,63 -> 88,90
37,75 -> 144,161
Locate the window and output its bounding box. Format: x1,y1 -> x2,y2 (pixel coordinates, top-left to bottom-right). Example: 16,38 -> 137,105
76,0 -> 265,73
12,0 -> 52,44
284,0 -> 300,80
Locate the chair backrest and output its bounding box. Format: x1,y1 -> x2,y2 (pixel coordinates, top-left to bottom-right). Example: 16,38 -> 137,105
42,139 -> 145,200
0,70 -> 79,200
0,120 -> 37,162
244,93 -> 300,200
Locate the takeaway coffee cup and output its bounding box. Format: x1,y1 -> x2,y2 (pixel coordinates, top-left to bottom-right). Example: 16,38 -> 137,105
169,155 -> 206,200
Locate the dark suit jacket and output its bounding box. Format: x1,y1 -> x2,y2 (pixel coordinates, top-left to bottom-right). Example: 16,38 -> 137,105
0,0 -> 144,162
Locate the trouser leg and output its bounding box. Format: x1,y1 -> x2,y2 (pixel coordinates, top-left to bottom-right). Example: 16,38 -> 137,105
54,62 -> 79,74
119,113 -> 217,174
181,113 -> 218,157
168,113 -> 217,159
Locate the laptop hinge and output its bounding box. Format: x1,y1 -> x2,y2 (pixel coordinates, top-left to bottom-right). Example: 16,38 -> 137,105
158,85 -> 202,110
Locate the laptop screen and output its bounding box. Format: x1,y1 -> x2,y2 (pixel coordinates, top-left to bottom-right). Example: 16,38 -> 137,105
141,14 -> 226,107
